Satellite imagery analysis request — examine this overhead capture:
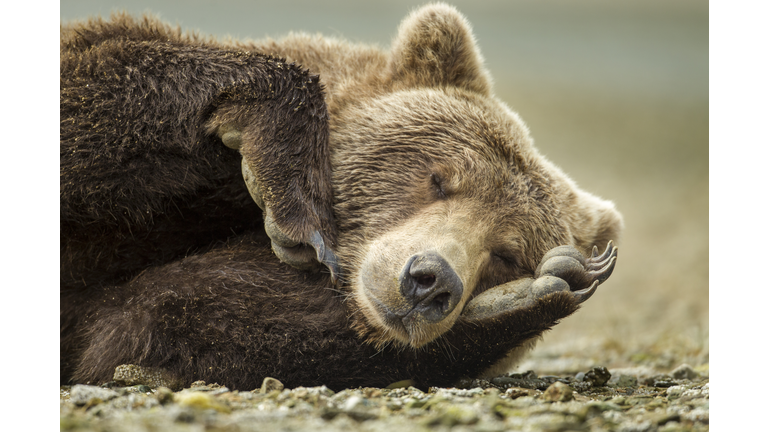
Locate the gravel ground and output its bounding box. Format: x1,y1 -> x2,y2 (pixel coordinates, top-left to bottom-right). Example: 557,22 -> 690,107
60,363 -> 708,432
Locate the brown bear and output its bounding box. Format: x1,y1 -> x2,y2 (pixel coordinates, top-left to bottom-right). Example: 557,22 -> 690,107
60,3 -> 622,390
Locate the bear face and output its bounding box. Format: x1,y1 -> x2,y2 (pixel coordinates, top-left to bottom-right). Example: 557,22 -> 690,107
317,5 -> 622,349
332,89 -> 569,347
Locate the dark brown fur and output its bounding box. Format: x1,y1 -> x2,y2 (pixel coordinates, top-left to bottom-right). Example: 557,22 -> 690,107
61,4 -> 622,390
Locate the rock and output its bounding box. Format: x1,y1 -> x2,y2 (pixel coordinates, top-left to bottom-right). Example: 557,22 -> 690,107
609,374 -> 638,388
69,384 -> 119,406
505,387 -> 533,399
154,386 -> 175,405
541,381 -> 574,402
113,364 -> 184,390
670,363 -> 699,380
342,395 -> 364,411
583,366 -> 611,387
176,391 -> 231,413
260,377 -> 285,394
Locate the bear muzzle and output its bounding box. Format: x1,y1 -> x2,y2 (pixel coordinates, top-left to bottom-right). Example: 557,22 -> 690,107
398,252 -> 464,323
360,249 -> 466,347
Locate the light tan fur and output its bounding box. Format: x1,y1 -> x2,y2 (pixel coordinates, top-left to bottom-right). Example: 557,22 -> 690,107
233,3 -> 623,348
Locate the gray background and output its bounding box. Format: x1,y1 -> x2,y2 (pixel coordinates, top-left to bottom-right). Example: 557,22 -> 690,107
60,0 -> 709,373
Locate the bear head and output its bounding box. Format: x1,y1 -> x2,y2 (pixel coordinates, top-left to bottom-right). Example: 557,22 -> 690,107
327,4 -> 623,349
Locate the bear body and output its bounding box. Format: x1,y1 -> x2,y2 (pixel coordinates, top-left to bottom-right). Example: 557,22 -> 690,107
61,4 -> 622,390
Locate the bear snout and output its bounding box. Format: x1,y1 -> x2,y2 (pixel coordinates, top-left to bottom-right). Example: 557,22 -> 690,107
399,252 -> 464,323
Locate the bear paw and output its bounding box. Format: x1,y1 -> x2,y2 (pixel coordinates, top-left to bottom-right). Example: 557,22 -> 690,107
221,125 -> 340,282
532,241 -> 618,303
461,242 -> 617,321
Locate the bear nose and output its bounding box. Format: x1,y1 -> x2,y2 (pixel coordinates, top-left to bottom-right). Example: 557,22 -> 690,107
399,252 -> 464,322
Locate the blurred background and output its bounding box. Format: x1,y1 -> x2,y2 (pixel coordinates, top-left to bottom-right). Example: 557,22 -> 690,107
61,0 -> 708,374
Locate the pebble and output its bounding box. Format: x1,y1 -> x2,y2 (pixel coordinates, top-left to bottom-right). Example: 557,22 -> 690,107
113,364 -> 184,390
541,381 -> 574,402
61,366 -> 709,432
583,366 -> 611,387
69,384 -> 119,406
260,377 -> 285,393
670,363 -> 699,380
612,374 -> 638,388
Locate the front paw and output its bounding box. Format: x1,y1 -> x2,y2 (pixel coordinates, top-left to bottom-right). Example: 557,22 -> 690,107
533,241 -> 618,303
462,242 -> 617,321
220,125 -> 340,281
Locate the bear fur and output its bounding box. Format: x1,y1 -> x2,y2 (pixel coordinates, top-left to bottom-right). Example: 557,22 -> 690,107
60,3 -> 623,390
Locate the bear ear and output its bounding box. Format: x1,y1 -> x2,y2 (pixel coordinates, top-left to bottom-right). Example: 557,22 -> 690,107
388,3 -> 492,95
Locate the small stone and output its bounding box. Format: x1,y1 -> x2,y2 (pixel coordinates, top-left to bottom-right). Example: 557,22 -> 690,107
69,385 -> 119,406
614,375 -> 638,388
260,377 -> 285,394
654,379 -> 676,388
491,376 -> 516,386
670,364 -> 699,380
584,366 -> 611,387
386,379 -> 415,389
176,391 -> 231,413
574,372 -> 586,382
154,386 -> 175,405
113,364 -> 183,390
505,387 -> 532,399
454,377 -> 474,389
342,395 -> 364,411
541,381 -> 574,402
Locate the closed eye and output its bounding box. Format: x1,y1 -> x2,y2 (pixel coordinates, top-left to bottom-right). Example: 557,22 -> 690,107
430,173 -> 447,199
492,252 -> 518,268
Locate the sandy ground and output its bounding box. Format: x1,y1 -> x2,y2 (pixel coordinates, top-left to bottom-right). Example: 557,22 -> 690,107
58,0 -> 708,390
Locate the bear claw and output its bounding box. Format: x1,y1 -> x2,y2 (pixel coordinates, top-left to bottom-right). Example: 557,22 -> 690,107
268,225 -> 341,284
584,241 -> 617,284
572,280 -> 599,304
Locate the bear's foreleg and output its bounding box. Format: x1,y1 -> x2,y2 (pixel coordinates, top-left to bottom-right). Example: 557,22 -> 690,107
61,27 -> 339,288
388,243 -> 618,388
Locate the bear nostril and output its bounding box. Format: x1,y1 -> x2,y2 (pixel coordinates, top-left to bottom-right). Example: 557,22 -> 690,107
430,292 -> 451,313
414,274 -> 436,287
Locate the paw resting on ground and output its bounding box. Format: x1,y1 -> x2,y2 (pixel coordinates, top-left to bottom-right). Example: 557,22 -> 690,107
463,242 -> 618,321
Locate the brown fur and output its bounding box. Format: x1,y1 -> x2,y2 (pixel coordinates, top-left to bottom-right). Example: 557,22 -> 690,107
60,4 -> 622,390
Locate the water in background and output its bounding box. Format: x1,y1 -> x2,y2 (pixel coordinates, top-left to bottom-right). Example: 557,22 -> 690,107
61,0 -> 708,371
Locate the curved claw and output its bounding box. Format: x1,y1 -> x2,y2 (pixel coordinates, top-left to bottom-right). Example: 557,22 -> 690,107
586,256 -> 617,284
590,241 -> 615,264
572,280 -> 599,304
309,230 -> 341,285
585,241 -> 618,272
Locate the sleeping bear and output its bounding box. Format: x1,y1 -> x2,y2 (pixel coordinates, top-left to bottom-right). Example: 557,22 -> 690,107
60,3 -> 622,390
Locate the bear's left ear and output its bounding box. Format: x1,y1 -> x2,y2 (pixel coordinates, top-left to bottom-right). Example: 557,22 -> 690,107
388,3 -> 492,95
